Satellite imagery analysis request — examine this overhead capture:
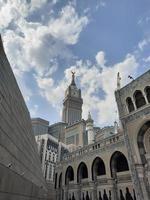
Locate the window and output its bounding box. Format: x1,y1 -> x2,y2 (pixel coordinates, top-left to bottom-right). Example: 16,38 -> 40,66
134,90 -> 146,109
45,151 -> 47,161
126,97 -> 135,112
53,153 -> 55,162
49,164 -> 52,179
66,136 -> 75,145
49,154 -> 51,162
145,86 -> 150,103
65,166 -> 74,185
76,134 -> 79,145
92,157 -> 106,180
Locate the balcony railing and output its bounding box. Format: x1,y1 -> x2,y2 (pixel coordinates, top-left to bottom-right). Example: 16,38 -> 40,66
63,133 -> 124,161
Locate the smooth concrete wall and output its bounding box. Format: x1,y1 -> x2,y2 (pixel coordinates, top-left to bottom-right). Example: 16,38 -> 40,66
0,35 -> 49,199
0,163 -> 47,200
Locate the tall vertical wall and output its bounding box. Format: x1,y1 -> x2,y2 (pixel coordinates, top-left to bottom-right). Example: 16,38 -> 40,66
0,35 -> 48,200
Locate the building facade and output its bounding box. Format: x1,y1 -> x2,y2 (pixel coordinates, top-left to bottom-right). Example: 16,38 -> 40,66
65,120 -> 86,148
32,118 -> 49,136
115,70 -> 150,200
55,70 -> 150,200
48,122 -> 67,143
35,134 -> 58,182
31,118 -> 69,184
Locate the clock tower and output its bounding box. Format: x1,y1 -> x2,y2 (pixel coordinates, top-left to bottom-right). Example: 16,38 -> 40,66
62,72 -> 83,124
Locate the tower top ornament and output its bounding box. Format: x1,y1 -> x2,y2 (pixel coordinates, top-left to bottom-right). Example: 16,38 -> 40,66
71,71 -> 76,85
117,72 -> 121,90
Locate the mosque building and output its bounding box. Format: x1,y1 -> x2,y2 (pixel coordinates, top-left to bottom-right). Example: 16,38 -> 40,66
55,70 -> 150,200
32,72 -> 117,197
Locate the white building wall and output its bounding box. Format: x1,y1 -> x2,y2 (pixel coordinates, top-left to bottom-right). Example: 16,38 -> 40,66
35,134 -> 68,183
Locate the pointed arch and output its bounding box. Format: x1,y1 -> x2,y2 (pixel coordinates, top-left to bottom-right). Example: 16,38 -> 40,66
137,121 -> 150,165
110,151 -> 129,178
137,121 -> 150,200
134,90 -> 146,109
126,97 -> 135,112
55,173 -> 57,189
59,173 -> 62,188
65,166 -> 74,185
77,162 -> 88,183
145,86 -> 150,103
91,157 -> 106,180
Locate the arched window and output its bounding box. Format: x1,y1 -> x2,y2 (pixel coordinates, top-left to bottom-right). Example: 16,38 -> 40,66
134,90 -> 146,109
137,121 -> 150,165
91,157 -> 106,180
77,162 -> 88,183
145,86 -> 150,103
65,166 -> 74,185
137,121 -> 150,199
126,97 -> 135,112
110,151 -> 129,178
55,173 -> 57,189
59,173 -> 62,188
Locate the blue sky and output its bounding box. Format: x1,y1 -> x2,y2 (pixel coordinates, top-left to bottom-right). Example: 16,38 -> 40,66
0,0 -> 150,126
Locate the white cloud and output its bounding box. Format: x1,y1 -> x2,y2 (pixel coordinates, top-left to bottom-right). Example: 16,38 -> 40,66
36,75 -> 67,110
30,104 -> 39,117
36,76 -> 54,89
96,51 -> 106,66
35,51 -> 138,126
1,0 -> 140,127
144,56 -> 150,63
96,0 -> 106,10
48,4 -> 89,44
0,0 -> 48,29
1,1 -> 88,76
0,3 -> 17,29
81,53 -> 138,125
138,38 -> 150,50
96,54 -> 138,125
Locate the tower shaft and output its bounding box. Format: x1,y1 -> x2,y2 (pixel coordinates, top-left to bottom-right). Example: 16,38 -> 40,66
62,72 -> 83,124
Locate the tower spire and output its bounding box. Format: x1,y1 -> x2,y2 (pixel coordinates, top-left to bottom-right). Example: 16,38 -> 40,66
71,71 -> 76,86
86,111 -> 94,144
117,72 -> 121,90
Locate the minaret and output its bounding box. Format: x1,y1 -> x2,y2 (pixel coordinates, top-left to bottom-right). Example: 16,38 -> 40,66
71,71 -> 76,85
117,72 -> 121,90
86,112 -> 94,144
62,72 -> 83,124
114,121 -> 118,134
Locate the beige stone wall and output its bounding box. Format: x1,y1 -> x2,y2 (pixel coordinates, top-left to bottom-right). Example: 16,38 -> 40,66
115,70 -> 150,118
115,70 -> 150,200
65,121 -> 86,147
55,133 -> 134,200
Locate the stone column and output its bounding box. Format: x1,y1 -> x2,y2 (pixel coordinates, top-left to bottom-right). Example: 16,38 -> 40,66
107,179 -> 115,200
122,120 -> 147,200
111,167 -> 118,200
64,187 -> 68,200
145,153 -> 150,186
131,97 -> 136,110
135,164 -> 149,200
93,183 -> 98,200
60,188 -> 64,200
89,182 -> 97,200
77,184 -> 81,200
143,93 -> 149,104
90,190 -> 95,200
56,189 -> 59,200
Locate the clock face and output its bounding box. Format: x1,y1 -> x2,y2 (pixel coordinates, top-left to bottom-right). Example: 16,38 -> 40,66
71,90 -> 78,97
